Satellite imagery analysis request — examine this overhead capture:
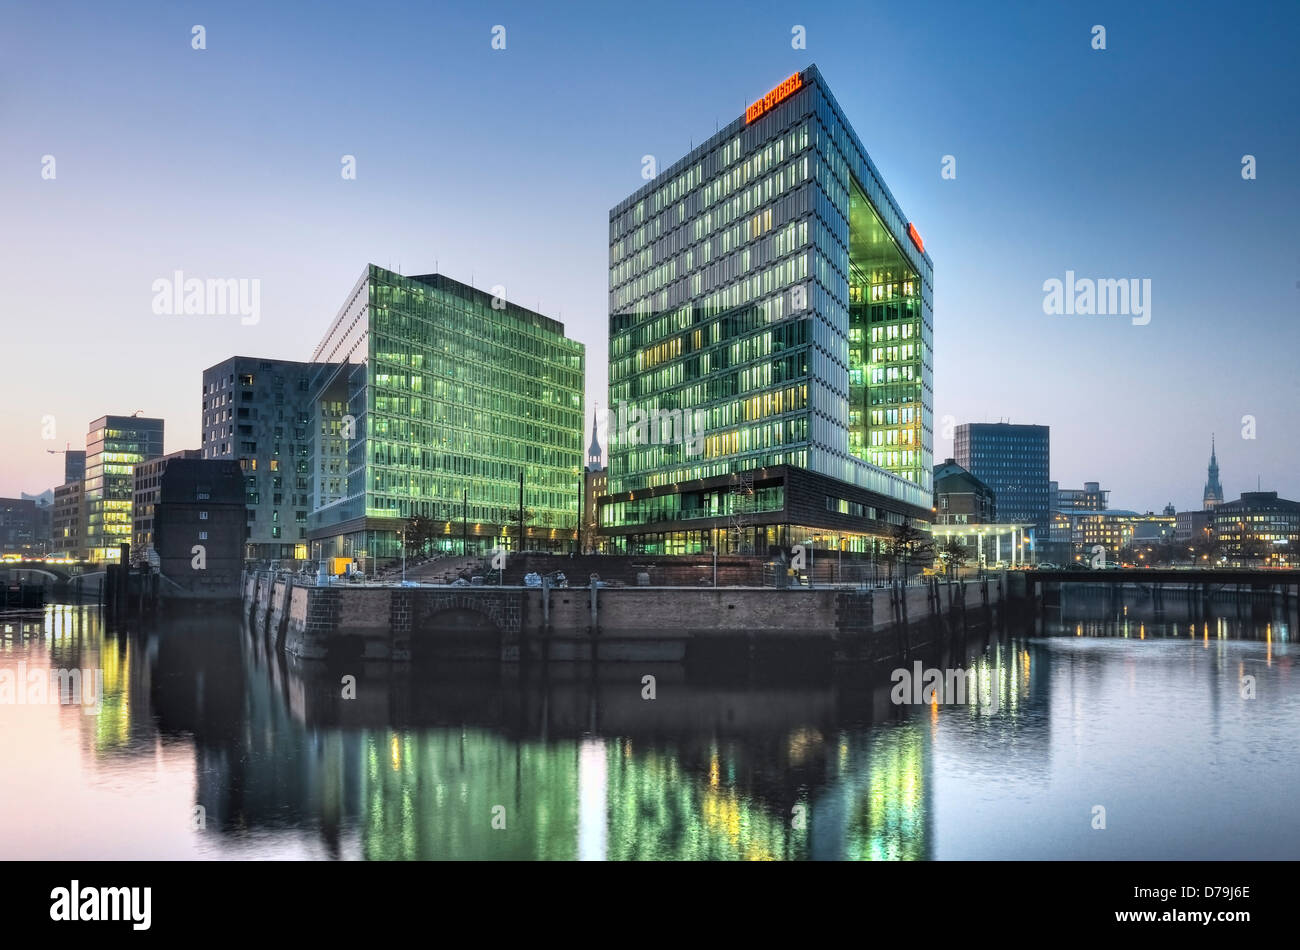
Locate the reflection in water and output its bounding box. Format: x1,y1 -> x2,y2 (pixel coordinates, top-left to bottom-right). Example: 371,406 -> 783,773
0,592 -> 1296,860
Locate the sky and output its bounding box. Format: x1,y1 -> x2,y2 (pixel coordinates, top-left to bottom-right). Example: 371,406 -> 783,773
2,0 -> 1297,511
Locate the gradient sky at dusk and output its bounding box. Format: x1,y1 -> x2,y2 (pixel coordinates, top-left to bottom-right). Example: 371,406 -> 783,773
2,0 -> 1297,511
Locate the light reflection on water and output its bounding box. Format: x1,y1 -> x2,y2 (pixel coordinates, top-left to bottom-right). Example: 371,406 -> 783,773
0,599 -> 1295,860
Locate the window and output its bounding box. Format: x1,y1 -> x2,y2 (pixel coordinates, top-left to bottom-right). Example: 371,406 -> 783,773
199,511 -> 208,520
198,531 -> 208,540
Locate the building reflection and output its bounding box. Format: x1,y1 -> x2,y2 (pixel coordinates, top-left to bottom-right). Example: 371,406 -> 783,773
16,599 -> 1231,860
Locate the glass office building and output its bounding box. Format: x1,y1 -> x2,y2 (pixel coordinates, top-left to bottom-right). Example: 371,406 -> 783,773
307,265 -> 585,564
83,415 -> 165,562
603,65 -> 934,555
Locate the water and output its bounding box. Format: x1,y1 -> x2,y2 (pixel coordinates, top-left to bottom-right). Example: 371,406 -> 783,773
1,598 -> 1296,860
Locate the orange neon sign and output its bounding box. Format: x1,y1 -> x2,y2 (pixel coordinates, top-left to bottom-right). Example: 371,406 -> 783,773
907,223 -> 924,254
745,72 -> 803,124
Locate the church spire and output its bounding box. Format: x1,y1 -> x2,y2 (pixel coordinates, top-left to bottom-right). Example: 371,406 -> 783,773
1203,434 -> 1223,510
586,405 -> 605,472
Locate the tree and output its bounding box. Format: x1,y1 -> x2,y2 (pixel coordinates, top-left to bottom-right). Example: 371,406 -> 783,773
888,520 -> 934,583
403,515 -> 437,558
938,537 -> 968,574
1191,534 -> 1221,565
1150,541 -> 1179,566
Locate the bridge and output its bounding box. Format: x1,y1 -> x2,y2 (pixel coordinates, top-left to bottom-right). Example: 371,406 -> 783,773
0,561 -> 100,586
1028,568 -> 1300,589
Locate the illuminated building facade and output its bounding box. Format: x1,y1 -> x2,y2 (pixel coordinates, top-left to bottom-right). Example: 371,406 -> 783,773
307,265 -> 585,563
201,357 -> 316,564
83,414 -> 164,562
603,65 -> 934,556
1212,492 -> 1300,565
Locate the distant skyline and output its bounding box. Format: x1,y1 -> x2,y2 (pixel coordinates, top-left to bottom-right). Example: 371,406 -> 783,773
2,0 -> 1297,512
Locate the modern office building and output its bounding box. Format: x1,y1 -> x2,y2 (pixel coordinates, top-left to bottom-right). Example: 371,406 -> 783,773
132,449 -> 201,561
1212,491 -> 1300,564
933,459 -> 995,525
601,65 -> 934,556
306,265 -> 585,564
83,414 -> 165,562
1202,436 -> 1224,510
63,450 -> 86,484
151,458 -> 245,598
201,357 -> 315,563
52,480 -> 84,558
955,423 -> 1050,549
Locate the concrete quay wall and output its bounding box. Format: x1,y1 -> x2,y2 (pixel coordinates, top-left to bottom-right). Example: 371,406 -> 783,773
243,572 -> 1007,662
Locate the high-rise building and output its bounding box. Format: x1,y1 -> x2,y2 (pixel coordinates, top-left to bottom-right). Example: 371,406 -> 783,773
83,414 -> 164,562
1202,436 -> 1224,510
307,265 -> 585,563
602,65 -> 934,556
954,423 -> 1050,543
201,357 -> 316,563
